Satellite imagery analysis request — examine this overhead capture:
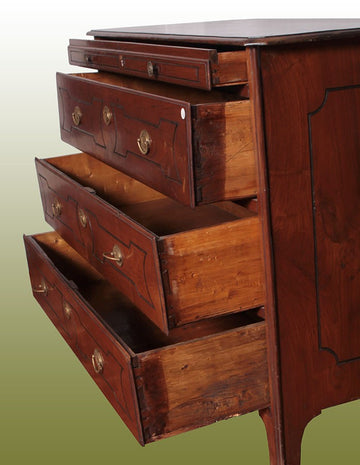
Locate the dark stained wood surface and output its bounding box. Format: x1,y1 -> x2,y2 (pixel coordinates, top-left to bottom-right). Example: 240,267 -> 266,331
88,19 -> 360,46
36,153 -> 264,333
57,71 -> 256,207
24,232 -> 144,443
246,46 -> 285,465
68,39 -> 248,90
260,38 -> 360,464
24,231 -> 270,444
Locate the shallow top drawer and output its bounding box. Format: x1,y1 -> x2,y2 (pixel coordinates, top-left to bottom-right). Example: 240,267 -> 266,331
57,72 -> 256,207
68,39 -> 248,90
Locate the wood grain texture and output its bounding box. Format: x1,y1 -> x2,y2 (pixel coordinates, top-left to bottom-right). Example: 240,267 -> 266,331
24,232 -> 269,444
161,214 -> 265,326
193,99 -> 257,204
68,39 -> 247,90
213,51 -> 248,86
247,46 -> 285,465
36,153 -> 264,333
135,320 -> 269,442
260,38 -> 360,465
36,156 -> 168,332
57,71 -> 255,206
24,233 -> 144,443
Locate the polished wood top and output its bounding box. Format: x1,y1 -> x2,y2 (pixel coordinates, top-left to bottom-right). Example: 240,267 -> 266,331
88,19 -> 360,46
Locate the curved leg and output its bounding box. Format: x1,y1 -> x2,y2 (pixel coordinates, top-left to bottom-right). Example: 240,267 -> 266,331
260,407 -> 319,465
260,407 -> 285,465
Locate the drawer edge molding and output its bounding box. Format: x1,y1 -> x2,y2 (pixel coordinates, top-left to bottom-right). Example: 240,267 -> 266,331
23,233 -> 145,444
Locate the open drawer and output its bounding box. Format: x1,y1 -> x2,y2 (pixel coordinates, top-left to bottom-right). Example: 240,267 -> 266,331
24,231 -> 269,444
68,39 -> 248,90
57,71 -> 256,207
36,153 -> 265,333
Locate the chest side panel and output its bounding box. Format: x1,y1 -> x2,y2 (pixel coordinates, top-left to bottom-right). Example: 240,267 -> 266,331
260,39 -> 360,461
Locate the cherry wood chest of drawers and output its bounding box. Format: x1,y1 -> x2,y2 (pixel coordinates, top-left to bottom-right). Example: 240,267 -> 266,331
24,19 -> 360,464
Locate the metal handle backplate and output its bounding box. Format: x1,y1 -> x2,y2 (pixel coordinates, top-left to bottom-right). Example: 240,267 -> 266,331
137,129 -> 152,155
33,278 -> 49,296
52,199 -> 62,218
103,245 -> 123,267
102,105 -> 112,126
72,106 -> 82,126
92,349 -> 104,374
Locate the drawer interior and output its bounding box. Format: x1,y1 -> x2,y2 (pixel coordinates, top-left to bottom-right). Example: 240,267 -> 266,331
46,153 -> 255,235
34,231 -> 264,354
71,72 -> 247,103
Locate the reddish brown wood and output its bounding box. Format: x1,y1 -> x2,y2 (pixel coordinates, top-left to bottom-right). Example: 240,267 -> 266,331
24,232 -> 144,443
24,231 -> 270,444
247,46 -> 285,465
88,19 -> 360,46
57,71 -> 256,207
68,39 -> 247,90
260,38 -> 360,465
36,153 -> 264,333
193,99 -> 256,204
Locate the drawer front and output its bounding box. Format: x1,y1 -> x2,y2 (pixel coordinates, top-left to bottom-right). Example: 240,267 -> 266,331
24,232 -> 269,445
24,234 -> 144,444
68,39 -> 248,90
36,158 -> 168,332
57,72 -> 195,206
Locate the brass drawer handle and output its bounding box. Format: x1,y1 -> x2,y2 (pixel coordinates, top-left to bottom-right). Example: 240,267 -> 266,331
33,278 -> 50,296
72,106 -> 82,126
137,129 -> 152,155
52,199 -> 62,218
103,244 -> 123,267
92,349 -> 104,374
78,208 -> 87,228
63,301 -> 72,320
102,105 -> 112,126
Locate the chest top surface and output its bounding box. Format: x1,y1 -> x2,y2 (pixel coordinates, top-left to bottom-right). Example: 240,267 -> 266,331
88,18 -> 360,46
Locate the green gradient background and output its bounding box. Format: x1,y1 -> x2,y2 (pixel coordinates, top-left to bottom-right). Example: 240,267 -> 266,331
2,5 -> 360,465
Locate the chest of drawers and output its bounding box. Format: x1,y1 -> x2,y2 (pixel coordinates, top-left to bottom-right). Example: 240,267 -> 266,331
24,19 -> 360,464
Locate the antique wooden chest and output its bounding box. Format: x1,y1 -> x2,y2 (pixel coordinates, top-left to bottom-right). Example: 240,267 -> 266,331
24,19 -> 360,464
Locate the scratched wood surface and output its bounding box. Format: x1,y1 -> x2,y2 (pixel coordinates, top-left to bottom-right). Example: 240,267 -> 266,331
36,153 -> 264,333
24,231 -> 269,444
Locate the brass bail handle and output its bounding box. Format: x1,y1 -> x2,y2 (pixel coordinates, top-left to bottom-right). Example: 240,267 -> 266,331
137,129 -> 152,155
78,208 -> 87,228
103,244 -> 123,267
92,349 -> 104,374
52,199 -> 62,218
33,278 -> 50,296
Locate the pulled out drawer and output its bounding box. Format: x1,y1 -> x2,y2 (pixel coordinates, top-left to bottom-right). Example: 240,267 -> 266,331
57,72 -> 256,207
68,39 -> 248,90
36,153 -> 265,333
24,231 -> 269,444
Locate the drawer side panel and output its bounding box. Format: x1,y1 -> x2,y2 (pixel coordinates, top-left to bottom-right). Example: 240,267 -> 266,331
136,322 -> 269,442
161,215 -> 265,326
193,100 -> 257,204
